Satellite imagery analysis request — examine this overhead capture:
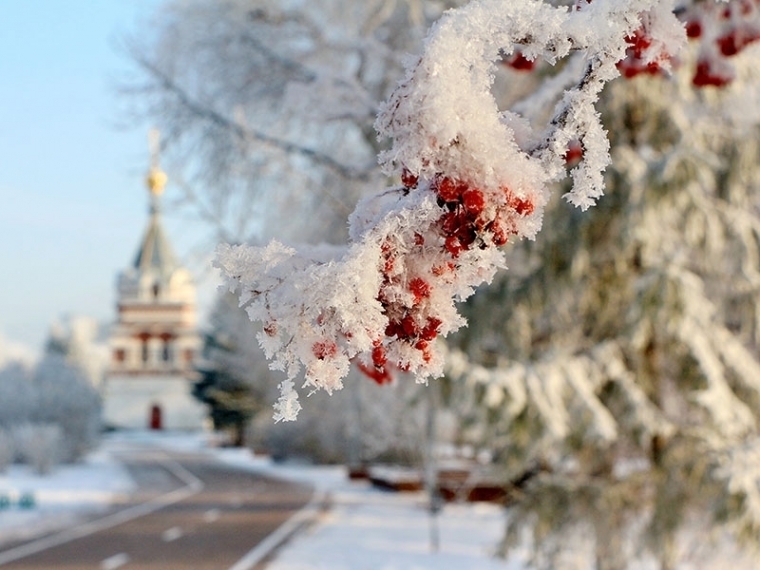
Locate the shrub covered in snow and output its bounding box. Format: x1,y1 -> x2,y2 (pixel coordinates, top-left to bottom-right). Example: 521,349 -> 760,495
0,354 -> 101,470
0,429 -> 13,474
12,423 -> 63,476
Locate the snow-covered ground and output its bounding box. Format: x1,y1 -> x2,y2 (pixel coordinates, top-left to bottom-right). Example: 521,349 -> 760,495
0,431 -> 524,569
2,431 -> 757,570
0,446 -> 134,548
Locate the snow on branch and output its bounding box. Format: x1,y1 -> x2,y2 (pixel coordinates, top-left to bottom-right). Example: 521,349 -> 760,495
216,0 -> 688,421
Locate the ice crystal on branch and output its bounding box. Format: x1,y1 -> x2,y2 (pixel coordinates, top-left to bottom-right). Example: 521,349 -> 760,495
216,0 -> 689,421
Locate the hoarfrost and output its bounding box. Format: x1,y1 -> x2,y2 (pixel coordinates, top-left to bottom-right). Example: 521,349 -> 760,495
216,0 -> 689,419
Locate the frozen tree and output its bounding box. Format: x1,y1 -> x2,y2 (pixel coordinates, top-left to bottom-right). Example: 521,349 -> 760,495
0,332 -> 35,369
194,293 -> 271,446
442,7 -> 760,570
0,363 -> 37,429
32,354 -> 101,463
11,423 -> 63,476
45,316 -> 109,388
0,354 -> 101,467
0,430 -> 12,473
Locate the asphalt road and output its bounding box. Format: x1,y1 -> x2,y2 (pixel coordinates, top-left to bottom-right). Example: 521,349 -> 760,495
0,447 -> 314,570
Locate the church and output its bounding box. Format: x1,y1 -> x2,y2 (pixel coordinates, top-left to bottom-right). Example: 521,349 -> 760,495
101,137 -> 207,430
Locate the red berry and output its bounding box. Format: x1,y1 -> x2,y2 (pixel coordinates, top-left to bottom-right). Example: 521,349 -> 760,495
401,315 -> 420,338
718,33 -> 740,56
507,52 -> 535,71
372,345 -> 387,367
435,176 -> 466,203
401,168 -> 418,188
462,188 -> 486,216
445,235 -> 464,257
357,361 -> 393,385
685,20 -> 702,39
441,211 -> 462,236
421,317 -> 442,341
510,196 -> 534,216
312,340 -> 338,360
718,29 -> 760,57
385,321 -> 402,338
625,30 -> 652,59
692,60 -> 732,88
432,263 -> 455,276
492,228 -> 508,247
490,217 -> 509,247
456,225 -> 477,248
564,140 -> 583,165
409,278 -> 431,304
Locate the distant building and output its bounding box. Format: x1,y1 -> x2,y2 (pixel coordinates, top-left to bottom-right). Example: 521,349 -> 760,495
101,135 -> 206,430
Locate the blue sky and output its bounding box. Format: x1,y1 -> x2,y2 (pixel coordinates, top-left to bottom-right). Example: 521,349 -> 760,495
0,1 -> 213,352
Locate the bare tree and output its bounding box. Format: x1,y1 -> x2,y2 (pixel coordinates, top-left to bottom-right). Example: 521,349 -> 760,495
121,0 -> 461,245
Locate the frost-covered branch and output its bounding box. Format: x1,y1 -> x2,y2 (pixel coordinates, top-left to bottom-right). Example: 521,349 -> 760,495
216,0 -> 690,420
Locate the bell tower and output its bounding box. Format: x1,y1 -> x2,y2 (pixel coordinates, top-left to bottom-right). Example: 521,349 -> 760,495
102,130 -> 206,430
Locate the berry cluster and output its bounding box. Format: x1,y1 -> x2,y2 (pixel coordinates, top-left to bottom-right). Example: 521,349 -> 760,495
431,174 -> 533,255
357,169 -> 535,385
616,28 -> 669,79
683,0 -> 760,88
502,2 -> 759,90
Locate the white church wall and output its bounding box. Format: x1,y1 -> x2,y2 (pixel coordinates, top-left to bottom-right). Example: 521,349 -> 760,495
102,375 -> 206,430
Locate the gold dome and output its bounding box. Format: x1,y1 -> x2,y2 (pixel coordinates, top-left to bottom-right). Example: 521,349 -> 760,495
146,166 -> 168,196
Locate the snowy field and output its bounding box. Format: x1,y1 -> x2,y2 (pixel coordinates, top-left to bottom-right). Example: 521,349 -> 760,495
1,431 -> 758,570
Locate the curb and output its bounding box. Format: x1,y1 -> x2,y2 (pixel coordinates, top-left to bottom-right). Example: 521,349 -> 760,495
227,488 -> 329,570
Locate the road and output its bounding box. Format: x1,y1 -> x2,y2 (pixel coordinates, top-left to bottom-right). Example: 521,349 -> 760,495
0,447 -> 314,570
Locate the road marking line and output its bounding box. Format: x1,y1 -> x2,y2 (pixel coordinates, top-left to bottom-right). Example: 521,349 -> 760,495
203,508 -> 221,522
0,455 -> 204,566
100,552 -> 130,570
161,527 -> 183,542
227,489 -> 325,570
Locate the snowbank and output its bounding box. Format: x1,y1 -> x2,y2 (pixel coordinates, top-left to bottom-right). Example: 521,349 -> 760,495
0,446 -> 135,547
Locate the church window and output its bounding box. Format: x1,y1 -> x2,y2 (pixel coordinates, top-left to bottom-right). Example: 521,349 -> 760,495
152,282 -> 160,298
114,349 -> 126,364
162,340 -> 172,363
141,338 -> 150,364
